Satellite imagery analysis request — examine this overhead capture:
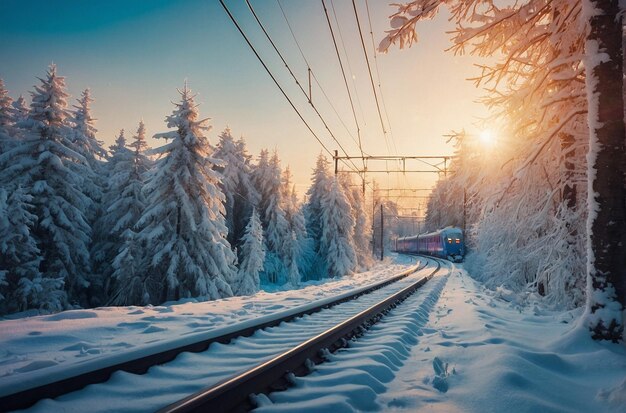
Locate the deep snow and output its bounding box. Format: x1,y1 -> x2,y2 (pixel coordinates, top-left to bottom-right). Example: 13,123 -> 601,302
0,257 -> 417,398
1,256 -> 625,413
258,263 -> 626,413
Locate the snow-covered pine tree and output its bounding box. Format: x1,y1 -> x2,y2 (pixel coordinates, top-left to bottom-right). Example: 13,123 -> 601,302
70,88 -> 107,216
253,150 -> 291,284
0,65 -> 92,307
213,128 -> 259,252
320,176 -> 357,277
0,79 -> 13,131
281,166 -> 312,281
136,84 -> 236,303
236,208 -> 265,295
90,129 -> 130,302
107,122 -> 153,306
71,89 -> 107,164
11,95 -> 29,126
339,173 -> 372,270
0,79 -> 14,155
304,153 -> 332,278
0,187 -> 61,315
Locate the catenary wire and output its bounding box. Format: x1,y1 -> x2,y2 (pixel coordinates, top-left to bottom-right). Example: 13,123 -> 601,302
244,0 -> 361,173
351,0 -> 391,155
218,0 -> 358,173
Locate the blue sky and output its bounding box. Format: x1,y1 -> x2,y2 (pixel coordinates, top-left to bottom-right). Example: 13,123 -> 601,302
0,0 -> 489,193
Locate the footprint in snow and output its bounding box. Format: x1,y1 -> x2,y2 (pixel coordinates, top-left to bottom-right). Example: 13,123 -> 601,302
431,357 -> 451,393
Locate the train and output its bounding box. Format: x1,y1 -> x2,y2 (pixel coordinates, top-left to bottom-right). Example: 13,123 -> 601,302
394,227 -> 465,262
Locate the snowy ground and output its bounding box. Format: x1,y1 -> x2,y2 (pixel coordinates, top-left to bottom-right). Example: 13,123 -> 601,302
257,263 -> 626,413
2,256 -> 625,413
0,256 -> 417,398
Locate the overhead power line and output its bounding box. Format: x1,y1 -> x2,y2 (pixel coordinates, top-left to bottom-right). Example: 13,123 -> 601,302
330,0 -> 367,129
218,0 -> 357,173
351,0 -> 391,155
364,0 -> 397,156
321,0 -> 366,172
218,0 -> 332,160
243,0 -> 361,173
276,0 -> 365,154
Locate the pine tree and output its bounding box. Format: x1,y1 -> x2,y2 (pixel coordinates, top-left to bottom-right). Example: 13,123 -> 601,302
0,79 -> 13,132
0,65 -> 91,307
0,79 -> 14,155
90,130 -> 130,300
107,122 -> 152,305
70,89 -> 106,216
213,128 -> 259,251
304,154 -> 332,278
339,173 -> 372,270
320,177 -> 357,277
236,208 -> 265,295
0,187 -> 65,315
136,84 -> 236,303
253,150 -> 291,284
281,166 -> 311,281
11,95 -> 29,126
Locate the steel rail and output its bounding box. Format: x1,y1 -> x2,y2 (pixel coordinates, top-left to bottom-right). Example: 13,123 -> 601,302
0,262 -> 425,412
159,259 -> 441,413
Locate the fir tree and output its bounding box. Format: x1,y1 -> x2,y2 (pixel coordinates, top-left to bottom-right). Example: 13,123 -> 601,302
0,79 -> 14,155
0,187 -> 64,315
213,128 -> 259,251
253,150 -> 291,284
320,177 -> 357,277
136,84 -> 236,303
70,89 -> 106,216
0,65 -> 91,306
107,122 -> 152,305
0,79 -> 13,132
236,208 -> 265,295
11,95 -> 29,125
90,130 -> 130,301
339,173 -> 372,270
304,153 -> 332,278
281,166 -> 311,281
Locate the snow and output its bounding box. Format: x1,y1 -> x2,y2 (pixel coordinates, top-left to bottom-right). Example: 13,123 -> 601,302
258,264 -> 626,413
0,257 -> 417,398
1,257 -> 624,413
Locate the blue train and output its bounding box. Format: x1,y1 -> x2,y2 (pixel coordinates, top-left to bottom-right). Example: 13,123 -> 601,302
395,227 -> 464,262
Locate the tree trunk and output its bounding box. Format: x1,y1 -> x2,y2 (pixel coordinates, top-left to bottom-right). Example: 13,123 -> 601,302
584,0 -> 626,342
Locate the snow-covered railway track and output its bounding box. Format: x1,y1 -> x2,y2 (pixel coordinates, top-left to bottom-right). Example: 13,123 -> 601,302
3,260 -> 432,412
158,259 -> 442,413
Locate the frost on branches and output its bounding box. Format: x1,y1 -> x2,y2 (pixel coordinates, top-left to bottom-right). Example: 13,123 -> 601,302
213,128 -> 260,252
236,208 -> 265,295
98,124 -> 152,306
321,177 -> 357,277
0,65 -> 92,308
136,85 -> 236,303
382,1 -> 597,316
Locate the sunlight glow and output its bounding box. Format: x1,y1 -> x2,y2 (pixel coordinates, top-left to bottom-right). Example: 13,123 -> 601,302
479,129 -> 494,145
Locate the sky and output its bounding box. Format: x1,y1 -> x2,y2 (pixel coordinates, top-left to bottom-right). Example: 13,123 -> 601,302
0,0 -> 491,199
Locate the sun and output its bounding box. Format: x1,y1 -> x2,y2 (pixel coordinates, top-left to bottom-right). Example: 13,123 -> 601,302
479,129 -> 494,145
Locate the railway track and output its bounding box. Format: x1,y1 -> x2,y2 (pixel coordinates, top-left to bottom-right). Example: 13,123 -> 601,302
2,258 -> 439,412
159,257 -> 443,413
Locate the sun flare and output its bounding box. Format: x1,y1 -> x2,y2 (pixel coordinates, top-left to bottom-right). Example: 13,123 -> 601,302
479,129 -> 494,145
